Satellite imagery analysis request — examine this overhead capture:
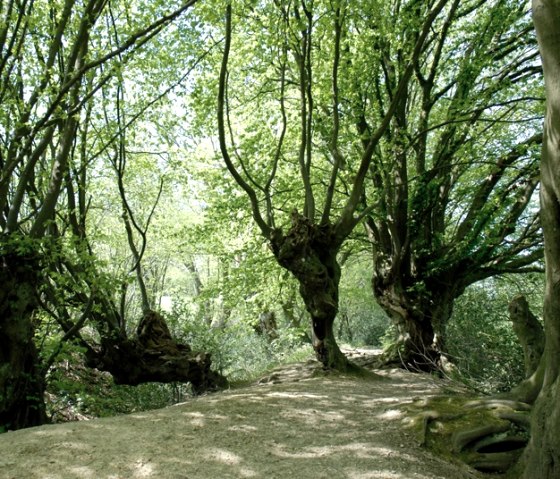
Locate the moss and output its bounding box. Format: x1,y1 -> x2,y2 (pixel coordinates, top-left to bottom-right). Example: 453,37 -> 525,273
403,394 -> 530,474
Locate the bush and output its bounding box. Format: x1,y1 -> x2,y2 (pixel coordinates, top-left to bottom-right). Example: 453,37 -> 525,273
168,300 -> 312,383
447,275 -> 543,394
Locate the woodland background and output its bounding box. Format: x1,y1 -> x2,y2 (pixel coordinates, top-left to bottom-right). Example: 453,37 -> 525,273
1,1 -> 559,477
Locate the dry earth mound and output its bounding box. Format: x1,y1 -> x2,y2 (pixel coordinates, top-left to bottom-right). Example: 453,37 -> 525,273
0,349 -> 483,479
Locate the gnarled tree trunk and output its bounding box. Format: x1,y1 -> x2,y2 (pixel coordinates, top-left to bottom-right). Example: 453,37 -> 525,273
374,286 -> 436,370
86,310 -> 227,394
373,267 -> 460,371
270,213 -> 348,370
522,2 -> 560,477
509,295 -> 545,379
505,296 -> 545,404
0,245 -> 47,430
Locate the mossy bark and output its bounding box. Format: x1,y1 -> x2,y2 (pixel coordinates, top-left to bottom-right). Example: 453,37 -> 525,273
0,246 -> 46,430
522,3 -> 560,477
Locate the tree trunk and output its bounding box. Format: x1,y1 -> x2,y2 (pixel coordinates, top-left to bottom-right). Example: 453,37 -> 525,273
507,357 -> 545,405
0,244 -> 47,431
376,296 -> 438,371
86,310 -> 227,394
522,2 -> 560,477
373,274 -> 457,371
270,212 -> 349,370
508,295 -> 545,379
254,311 -> 279,342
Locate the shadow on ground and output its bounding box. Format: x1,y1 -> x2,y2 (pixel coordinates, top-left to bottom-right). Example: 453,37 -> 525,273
0,350 -> 481,479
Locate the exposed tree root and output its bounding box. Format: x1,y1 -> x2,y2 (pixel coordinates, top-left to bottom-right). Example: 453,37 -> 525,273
496,411 -> 531,428
404,395 -> 531,474
452,423 -> 511,452
468,451 -> 523,473
464,398 -> 531,412
417,411 -> 464,447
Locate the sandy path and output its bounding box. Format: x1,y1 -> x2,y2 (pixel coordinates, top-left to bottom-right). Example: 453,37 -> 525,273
0,354 -> 483,479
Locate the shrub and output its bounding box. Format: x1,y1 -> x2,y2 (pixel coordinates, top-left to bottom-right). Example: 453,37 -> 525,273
447,275 -> 543,393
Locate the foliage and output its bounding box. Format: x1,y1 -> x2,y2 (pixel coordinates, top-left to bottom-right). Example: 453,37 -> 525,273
186,0 -> 545,371
0,0 -> 550,429
43,309 -> 314,423
45,351 -> 191,421
351,0 -> 545,365
338,252 -> 391,347
447,274 -> 544,393
0,0 -> 207,430
167,296 -> 312,383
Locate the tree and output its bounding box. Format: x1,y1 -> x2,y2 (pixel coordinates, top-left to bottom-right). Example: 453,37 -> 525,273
213,0 -> 451,369
0,0 -> 200,431
207,0 -> 543,371
77,77 -> 226,391
522,1 -> 560,476
356,0 -> 544,369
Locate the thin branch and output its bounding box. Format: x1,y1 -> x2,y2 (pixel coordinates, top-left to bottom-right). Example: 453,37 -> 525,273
293,0 -> 315,219
322,2 -> 344,225
336,0 -> 451,240
217,3 -> 271,237
264,42 -> 288,228
41,295 -> 94,375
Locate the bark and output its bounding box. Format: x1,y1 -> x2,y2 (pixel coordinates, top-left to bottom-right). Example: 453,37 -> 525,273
522,2 -> 560,477
508,295 -> 544,378
86,310 -> 227,394
507,358 -> 545,405
0,243 -> 47,430
373,268 -> 460,371
270,212 -> 349,369
254,311 -> 279,342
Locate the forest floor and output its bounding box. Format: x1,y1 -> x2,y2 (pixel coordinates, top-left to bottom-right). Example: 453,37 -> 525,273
0,348 -> 486,479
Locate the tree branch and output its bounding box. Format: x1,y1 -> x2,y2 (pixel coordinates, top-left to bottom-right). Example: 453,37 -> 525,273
217,3 -> 271,238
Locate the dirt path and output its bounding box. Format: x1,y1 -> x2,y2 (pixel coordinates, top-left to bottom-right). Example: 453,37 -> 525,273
0,350 -> 483,479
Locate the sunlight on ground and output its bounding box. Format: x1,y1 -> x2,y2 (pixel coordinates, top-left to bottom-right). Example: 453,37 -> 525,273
0,360 -> 479,479
376,409 -> 404,420
203,448 -> 258,477
266,391 -> 328,400
131,459 -> 155,478
348,470 -> 425,479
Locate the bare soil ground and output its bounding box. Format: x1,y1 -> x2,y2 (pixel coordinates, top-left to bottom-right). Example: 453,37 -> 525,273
0,349 -> 484,479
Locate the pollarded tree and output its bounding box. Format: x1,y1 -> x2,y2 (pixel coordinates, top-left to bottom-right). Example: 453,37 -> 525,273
352,0 -> 544,369
209,0 -> 453,369
522,1 -> 560,477
0,0 -> 199,431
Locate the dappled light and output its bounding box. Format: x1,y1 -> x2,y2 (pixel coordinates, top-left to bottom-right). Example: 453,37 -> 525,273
0,0 -> 554,476
0,362 -> 481,479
